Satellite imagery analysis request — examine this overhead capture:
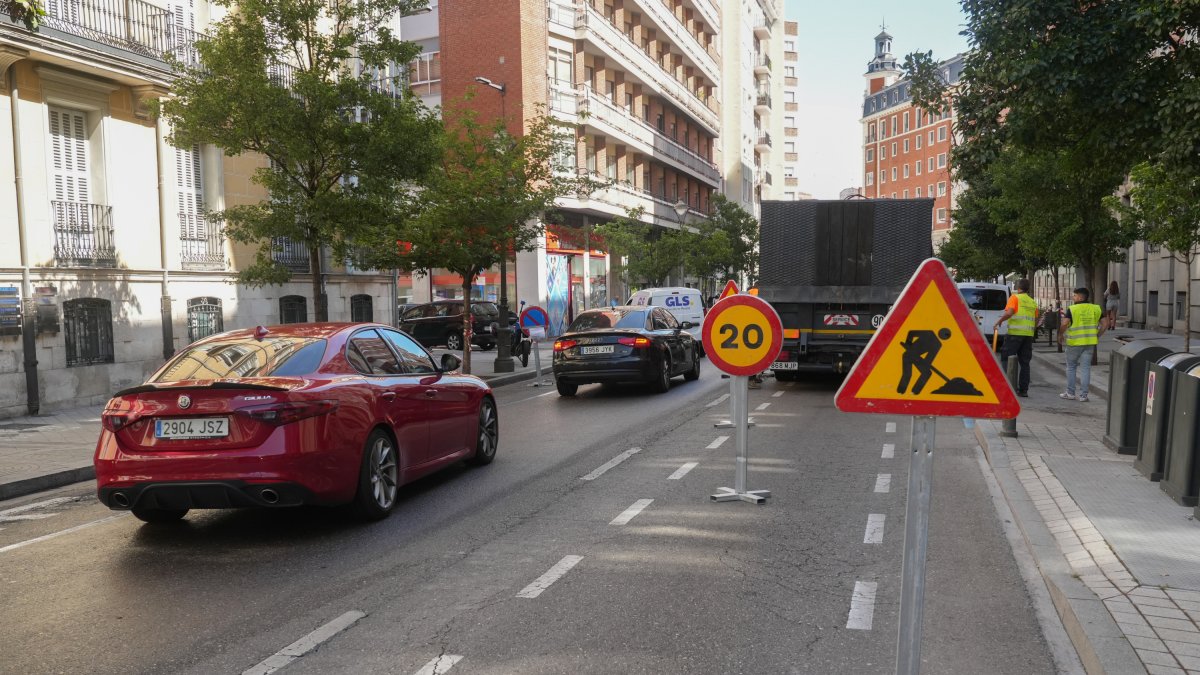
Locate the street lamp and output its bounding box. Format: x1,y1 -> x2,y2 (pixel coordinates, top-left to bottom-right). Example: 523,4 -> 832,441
673,200 -> 689,289
475,75 -> 516,373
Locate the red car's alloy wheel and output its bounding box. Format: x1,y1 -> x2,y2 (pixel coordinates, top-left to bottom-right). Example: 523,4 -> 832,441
369,434 -> 399,510
469,398 -> 498,466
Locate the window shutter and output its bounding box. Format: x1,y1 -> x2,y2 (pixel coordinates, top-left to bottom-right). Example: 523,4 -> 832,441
49,108 -> 90,206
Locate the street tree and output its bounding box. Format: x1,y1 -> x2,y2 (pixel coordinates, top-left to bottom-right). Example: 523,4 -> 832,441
356,104 -> 593,374
684,194 -> 759,289
159,0 -> 441,321
596,213 -> 693,290
1108,162 -> 1200,349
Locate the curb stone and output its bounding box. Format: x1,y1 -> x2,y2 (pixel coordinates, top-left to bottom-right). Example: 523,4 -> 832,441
975,422 -> 1144,675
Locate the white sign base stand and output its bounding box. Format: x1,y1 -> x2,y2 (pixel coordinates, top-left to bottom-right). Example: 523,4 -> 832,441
711,375 -> 770,504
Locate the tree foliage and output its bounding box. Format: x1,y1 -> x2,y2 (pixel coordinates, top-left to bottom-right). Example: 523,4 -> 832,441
356,103 -> 594,373
160,0 -> 441,320
595,212 -> 690,289
684,194 -> 759,285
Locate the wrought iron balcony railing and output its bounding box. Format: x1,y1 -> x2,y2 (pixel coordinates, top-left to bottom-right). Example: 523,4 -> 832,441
42,0 -> 174,59
271,237 -> 311,273
179,212 -> 225,270
52,200 -> 116,267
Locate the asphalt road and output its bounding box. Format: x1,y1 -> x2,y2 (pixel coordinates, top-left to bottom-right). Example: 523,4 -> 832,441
0,365 -> 1060,674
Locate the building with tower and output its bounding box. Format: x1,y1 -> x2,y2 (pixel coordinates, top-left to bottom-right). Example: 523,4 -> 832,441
859,29 -> 963,247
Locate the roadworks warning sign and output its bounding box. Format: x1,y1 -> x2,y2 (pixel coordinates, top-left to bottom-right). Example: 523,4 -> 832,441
835,258 -> 1021,419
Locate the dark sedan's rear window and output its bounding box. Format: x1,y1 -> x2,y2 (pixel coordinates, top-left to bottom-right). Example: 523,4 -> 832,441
569,310 -> 647,331
154,337 -> 328,382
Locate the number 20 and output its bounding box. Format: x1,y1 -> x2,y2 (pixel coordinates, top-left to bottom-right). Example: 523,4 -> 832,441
718,323 -> 764,350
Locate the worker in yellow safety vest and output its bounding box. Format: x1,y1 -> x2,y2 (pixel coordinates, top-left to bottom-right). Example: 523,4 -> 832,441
1058,287 -> 1105,402
994,278 -> 1037,397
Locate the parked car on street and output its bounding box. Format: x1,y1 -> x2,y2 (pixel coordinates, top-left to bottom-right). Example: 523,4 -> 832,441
93,323 -> 498,523
399,300 -> 514,351
552,306 -> 700,397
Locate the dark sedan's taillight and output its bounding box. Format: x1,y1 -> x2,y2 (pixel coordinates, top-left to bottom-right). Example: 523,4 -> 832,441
617,337 -> 652,348
236,400 -> 338,426
554,339 -> 578,352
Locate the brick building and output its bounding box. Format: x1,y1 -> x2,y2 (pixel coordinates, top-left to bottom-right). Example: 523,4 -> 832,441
860,30 -> 963,246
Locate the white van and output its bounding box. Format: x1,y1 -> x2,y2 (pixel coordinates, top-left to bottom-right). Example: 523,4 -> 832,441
957,282 -> 1010,348
627,287 -> 705,343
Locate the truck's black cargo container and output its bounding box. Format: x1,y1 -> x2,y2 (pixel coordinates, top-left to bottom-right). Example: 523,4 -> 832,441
759,199 -> 934,376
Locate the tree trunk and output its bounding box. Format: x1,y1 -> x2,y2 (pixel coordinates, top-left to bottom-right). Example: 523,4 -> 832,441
461,275 -> 474,374
310,244 -> 327,322
1052,266 -> 1061,308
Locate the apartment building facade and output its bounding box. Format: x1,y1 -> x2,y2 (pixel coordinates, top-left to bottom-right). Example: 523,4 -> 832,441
778,19 -> 800,199
860,31 -> 963,246
0,6 -> 398,417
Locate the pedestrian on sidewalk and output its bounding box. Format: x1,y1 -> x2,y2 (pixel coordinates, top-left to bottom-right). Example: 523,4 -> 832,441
1058,287 -> 1105,402
1103,281 -> 1120,329
995,279 -> 1037,397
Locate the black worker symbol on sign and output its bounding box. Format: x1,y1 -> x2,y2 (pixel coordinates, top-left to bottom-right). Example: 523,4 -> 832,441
896,328 -> 984,396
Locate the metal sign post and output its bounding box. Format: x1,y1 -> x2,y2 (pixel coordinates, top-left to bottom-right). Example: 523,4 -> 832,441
896,416 -> 935,675
527,325 -> 552,388
711,375 -> 770,504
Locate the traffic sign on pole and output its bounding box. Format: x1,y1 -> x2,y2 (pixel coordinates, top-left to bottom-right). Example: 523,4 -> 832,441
718,279 -> 740,300
701,293 -> 782,504
835,258 -> 1020,419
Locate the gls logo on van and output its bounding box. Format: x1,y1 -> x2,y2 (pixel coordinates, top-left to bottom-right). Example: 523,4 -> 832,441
664,296 -> 692,308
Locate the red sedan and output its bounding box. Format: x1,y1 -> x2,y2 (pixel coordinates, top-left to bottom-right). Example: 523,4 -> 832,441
94,323 -> 498,523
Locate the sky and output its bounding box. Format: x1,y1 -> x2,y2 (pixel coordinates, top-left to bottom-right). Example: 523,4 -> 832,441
783,0 -> 970,198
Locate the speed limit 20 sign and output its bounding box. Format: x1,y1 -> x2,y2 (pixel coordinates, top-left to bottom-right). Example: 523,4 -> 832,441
702,294 -> 783,377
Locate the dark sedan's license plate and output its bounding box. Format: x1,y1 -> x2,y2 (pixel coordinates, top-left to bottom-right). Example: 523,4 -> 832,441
581,345 -> 615,355
155,417 -> 229,439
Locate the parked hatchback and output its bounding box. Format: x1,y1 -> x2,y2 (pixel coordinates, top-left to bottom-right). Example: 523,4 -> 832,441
399,300 -> 513,351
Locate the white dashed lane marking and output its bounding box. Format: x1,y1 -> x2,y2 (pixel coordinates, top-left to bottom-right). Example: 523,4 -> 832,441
772,391 -> 784,397
0,514 -> 126,555
242,610 -> 366,675
413,655 -> 464,675
610,499 -> 654,525
706,393 -> 730,407
881,443 -> 895,459
885,422 -> 897,433
863,514 -> 886,544
874,474 -> 891,493
707,436 -> 728,449
517,556 -> 584,598
668,462 -> 698,480
755,403 -> 771,411
581,448 -> 641,481
847,582 -> 878,630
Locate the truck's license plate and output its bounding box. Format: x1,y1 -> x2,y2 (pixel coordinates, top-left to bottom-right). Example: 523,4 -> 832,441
772,361 -> 799,370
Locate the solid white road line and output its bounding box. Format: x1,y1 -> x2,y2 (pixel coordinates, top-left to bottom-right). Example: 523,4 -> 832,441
755,402 -> 771,411
772,391 -> 784,398
0,514 -> 55,522
413,655 -> 464,675
0,496 -> 76,516
874,474 -> 892,493
706,393 -> 731,407
881,443 -> 895,459
0,514 -> 126,555
885,422 -> 897,433
242,610 -> 366,675
707,436 -> 729,449
846,581 -> 878,630
581,448 -> 642,481
517,555 -> 584,598
668,462 -> 698,480
610,499 -> 654,525
864,514 -> 886,544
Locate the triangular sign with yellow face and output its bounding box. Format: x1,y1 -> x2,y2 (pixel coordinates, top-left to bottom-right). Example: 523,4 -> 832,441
835,258 -> 1021,419
719,280 -> 740,299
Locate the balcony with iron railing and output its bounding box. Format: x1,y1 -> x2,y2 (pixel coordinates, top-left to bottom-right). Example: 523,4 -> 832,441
755,132 -> 772,151
574,85 -> 720,185
35,0 -> 202,66
179,212 -> 225,270
633,0 -> 719,83
556,168 -> 708,226
754,53 -> 771,77
271,237 -> 311,273
52,201 -> 116,267
573,2 -> 719,133
755,92 -> 772,114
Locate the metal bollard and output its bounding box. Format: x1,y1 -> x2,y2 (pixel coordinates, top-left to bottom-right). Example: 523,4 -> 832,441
1001,355 -> 1019,437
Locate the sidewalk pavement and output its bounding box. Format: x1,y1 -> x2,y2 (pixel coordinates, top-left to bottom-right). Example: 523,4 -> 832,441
0,341 -> 557,502
976,325 -> 1200,674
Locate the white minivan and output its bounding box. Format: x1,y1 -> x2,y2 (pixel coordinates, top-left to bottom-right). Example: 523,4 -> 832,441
957,282 -> 1010,348
627,287 -> 705,345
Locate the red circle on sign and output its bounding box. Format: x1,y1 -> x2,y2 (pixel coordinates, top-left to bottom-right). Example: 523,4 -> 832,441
701,294 -> 784,377
520,306 -> 549,327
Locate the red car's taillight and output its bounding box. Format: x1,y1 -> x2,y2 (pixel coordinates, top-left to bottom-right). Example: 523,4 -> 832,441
554,339 -> 577,352
236,400 -> 338,426
617,337 -> 652,348
101,411 -> 141,432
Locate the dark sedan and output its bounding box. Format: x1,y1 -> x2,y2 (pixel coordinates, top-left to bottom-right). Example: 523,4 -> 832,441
552,306 -> 701,396
399,300 -> 515,351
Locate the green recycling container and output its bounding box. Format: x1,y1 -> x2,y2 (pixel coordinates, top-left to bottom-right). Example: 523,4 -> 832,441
1161,362 -> 1200,506
1106,341 -> 1172,454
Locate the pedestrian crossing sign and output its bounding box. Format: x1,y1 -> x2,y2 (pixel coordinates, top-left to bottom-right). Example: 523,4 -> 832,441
835,258 -> 1021,418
